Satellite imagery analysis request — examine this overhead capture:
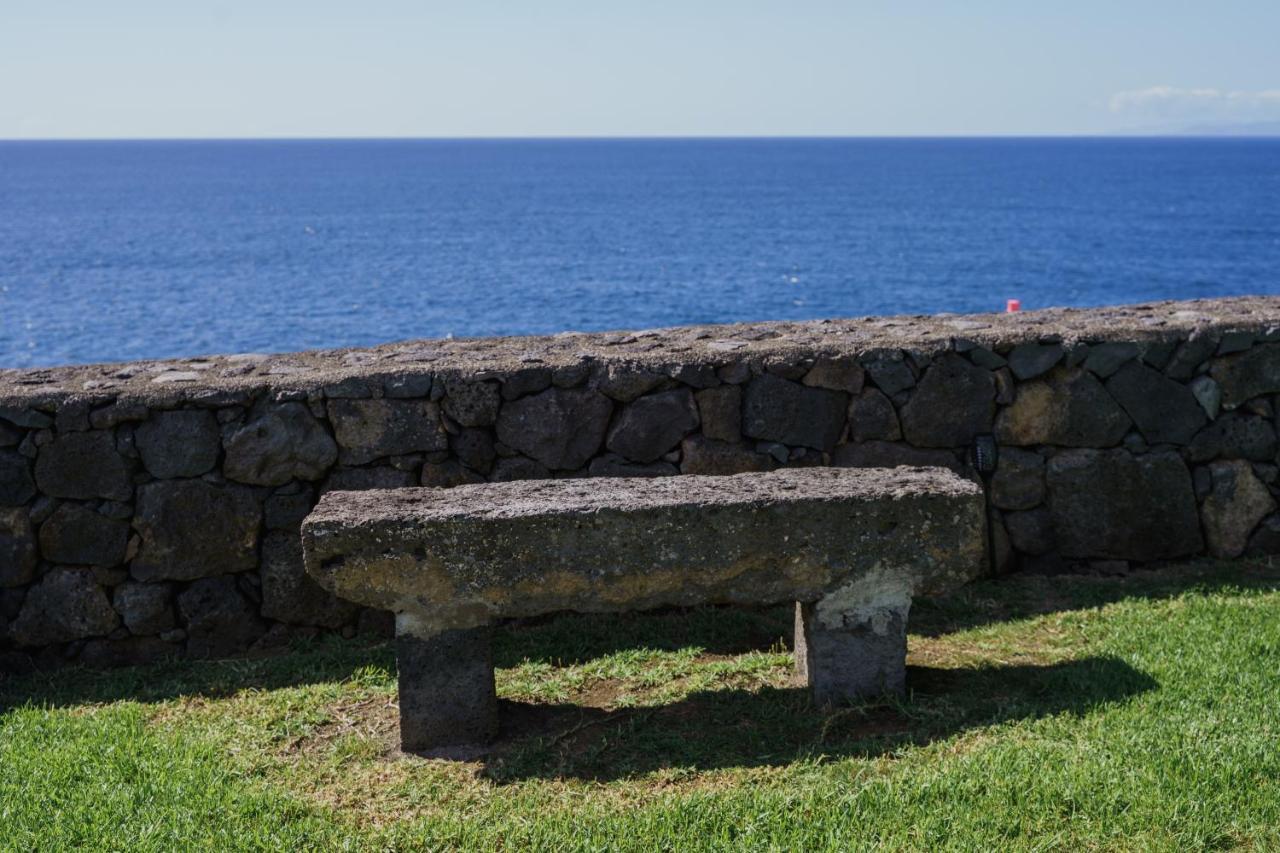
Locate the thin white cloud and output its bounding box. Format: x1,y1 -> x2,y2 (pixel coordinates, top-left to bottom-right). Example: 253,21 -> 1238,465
1110,86 -> 1280,125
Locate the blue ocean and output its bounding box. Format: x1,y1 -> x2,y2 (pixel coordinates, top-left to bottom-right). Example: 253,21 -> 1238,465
1,138 -> 1278,368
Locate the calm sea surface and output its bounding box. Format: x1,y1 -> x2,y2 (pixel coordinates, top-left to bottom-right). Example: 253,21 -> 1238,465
2,138 -> 1278,368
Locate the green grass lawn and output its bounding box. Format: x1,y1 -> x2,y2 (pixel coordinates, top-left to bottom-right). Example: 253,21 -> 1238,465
2,560 -> 1279,851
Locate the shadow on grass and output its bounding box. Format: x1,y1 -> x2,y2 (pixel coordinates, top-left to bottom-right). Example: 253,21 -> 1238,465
910,558 -> 1280,638
0,560 -> 1268,723
479,655 -> 1158,782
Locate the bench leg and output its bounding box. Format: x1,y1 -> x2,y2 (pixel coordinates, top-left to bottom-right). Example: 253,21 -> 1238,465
395,622 -> 498,754
794,593 -> 910,704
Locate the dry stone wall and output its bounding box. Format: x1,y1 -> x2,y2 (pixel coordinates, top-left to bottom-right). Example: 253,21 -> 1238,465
2,296 -> 1279,671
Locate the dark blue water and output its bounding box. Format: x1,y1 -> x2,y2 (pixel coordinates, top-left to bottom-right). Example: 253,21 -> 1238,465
2,138 -> 1278,368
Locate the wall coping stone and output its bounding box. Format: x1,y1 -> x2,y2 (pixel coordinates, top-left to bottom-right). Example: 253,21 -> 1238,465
4,296 -> 1278,409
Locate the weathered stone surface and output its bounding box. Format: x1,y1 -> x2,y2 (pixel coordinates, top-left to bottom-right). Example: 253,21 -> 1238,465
490,456 -> 552,482
1046,449 -> 1201,560
0,508 -> 37,587
694,386 -> 742,443
990,447 -> 1046,511
1104,361 -> 1207,444
442,380 -> 501,427
742,374 -> 846,452
495,387 -> 612,470
261,532 -> 356,628
302,467 -> 987,633
131,481 -> 261,582
1246,515 -> 1280,556
176,576 -> 266,659
397,627 -> 498,753
0,450 -> 35,506
832,441 -> 960,473
1200,460 -> 1277,558
802,358 -> 865,394
451,428 -> 496,474
38,503 -> 129,566
421,460 -> 486,487
326,399 -> 447,466
795,598 -> 907,702
1188,376 -> 1222,419
1165,333 -> 1218,380
847,389 -> 901,442
1083,342 -> 1140,378
995,368 -> 1131,447
224,403 -> 338,485
606,389 -> 700,463
135,410 -> 220,478
0,420 -> 20,447
112,582 -> 174,635
1209,343 -> 1280,407
679,436 -> 776,475
899,355 -> 996,448
34,432 -> 132,501
10,568 -> 119,646
264,488 -> 315,531
1007,343 -> 1064,380
500,368 -> 552,401
594,364 -> 665,402
1004,507 -> 1055,555
587,453 -> 678,478
321,466 -> 416,494
863,357 -> 915,395
1186,413 -> 1277,462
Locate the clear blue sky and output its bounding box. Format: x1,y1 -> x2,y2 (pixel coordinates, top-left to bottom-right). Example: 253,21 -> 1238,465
3,1 -> 1279,139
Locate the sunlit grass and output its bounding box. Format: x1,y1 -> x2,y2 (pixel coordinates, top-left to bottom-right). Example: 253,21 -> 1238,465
2,559 -> 1279,850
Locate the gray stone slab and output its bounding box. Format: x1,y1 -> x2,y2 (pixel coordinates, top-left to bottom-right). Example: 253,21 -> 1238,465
303,467 -> 986,633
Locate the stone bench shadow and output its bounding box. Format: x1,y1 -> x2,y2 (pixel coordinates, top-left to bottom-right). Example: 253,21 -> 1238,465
478,655 -> 1158,783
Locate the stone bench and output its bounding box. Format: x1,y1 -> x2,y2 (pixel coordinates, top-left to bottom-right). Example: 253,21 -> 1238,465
300,467 -> 986,753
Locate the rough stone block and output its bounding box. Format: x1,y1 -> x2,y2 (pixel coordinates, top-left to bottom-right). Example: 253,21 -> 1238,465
995,368 -> 1131,447
176,576 -> 267,659
1046,449 -> 1202,560
135,409 -> 221,479
327,399 -> 447,466
694,385 -> 742,443
131,480 -> 262,582
1104,361 -> 1207,444
990,447 -> 1046,511
442,380 -> 501,427
1007,343 -> 1064,380
678,436 -> 776,475
396,625 -> 499,754
38,503 -> 129,567
112,582 -> 175,635
421,460 -> 486,488
34,432 -> 132,501
494,387 -> 612,470
899,354 -> 996,448
587,454 -> 678,478
863,357 -> 916,396
0,450 -> 36,506
593,364 -> 665,402
260,531 -> 356,628
1200,460 -> 1277,558
223,402 -> 337,485
0,507 -> 37,588
846,389 -> 901,442
802,358 -> 865,394
795,597 -> 907,703
606,390 -> 700,463
1187,413 -> 1277,463
10,568 -> 119,646
742,374 -> 847,452
1209,343 -> 1280,407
